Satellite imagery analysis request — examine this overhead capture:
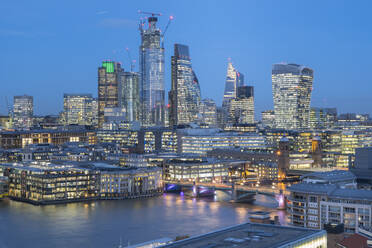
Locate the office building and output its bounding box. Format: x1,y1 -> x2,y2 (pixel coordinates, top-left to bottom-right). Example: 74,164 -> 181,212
272,63 -> 313,129
178,128 -> 267,155
169,44 -> 200,126
98,61 -> 123,128
13,95 -> 33,129
139,16 -> 165,126
309,107 -> 337,129
163,222 -> 327,248
199,98 -> 218,128
229,86 -> 254,124
63,94 -> 94,126
261,110 -> 275,128
118,72 -> 140,122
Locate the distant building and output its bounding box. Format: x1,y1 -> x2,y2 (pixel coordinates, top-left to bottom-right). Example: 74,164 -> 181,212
229,86 -> 254,124
178,128 -> 267,155
351,147 -> 372,186
63,93 -> 94,126
309,107 -> 337,129
13,95 -> 33,129
272,63 -> 313,129
261,110 -> 275,128
139,16 -> 165,127
199,98 -> 217,128
169,44 -> 200,126
98,61 -> 123,128
222,61 -> 244,125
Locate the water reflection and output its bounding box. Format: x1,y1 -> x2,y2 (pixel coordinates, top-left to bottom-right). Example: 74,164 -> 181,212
0,194 -> 288,248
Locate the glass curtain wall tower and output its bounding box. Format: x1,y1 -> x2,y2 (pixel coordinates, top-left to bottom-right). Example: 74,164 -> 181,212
272,63 -> 313,130
222,61 -> 244,125
169,44 -> 201,126
139,16 -> 165,127
119,72 -> 140,123
13,95 -> 33,129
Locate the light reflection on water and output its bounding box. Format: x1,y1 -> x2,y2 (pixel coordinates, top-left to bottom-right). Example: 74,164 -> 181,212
0,194 -> 288,248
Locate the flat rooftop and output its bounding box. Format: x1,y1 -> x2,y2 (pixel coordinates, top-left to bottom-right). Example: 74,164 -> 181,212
162,223 -> 325,248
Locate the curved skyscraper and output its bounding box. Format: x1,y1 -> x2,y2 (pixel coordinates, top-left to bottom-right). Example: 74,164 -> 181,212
169,44 -> 200,126
272,63 -> 313,130
139,16 -> 165,127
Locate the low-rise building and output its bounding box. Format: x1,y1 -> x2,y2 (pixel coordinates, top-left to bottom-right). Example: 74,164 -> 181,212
162,222 -> 327,248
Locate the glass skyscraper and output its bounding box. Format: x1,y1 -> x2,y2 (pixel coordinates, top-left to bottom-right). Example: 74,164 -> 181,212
98,61 -> 123,128
118,72 -> 140,123
272,63 -> 313,130
139,16 -> 165,127
169,44 -> 201,126
13,95 -> 33,129
199,98 -> 218,128
222,61 -> 244,125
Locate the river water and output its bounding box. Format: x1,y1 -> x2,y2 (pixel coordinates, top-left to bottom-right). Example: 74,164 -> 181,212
0,194 -> 288,248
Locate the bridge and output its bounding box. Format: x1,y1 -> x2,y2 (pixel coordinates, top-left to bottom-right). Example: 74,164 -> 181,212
163,181 -> 288,209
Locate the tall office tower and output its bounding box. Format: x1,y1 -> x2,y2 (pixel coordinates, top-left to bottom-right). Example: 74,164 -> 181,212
272,63 -> 313,130
63,94 -> 93,125
139,16 -> 165,127
169,44 -> 201,126
118,72 -> 140,122
98,61 -> 123,128
229,86 -> 254,124
222,61 -> 244,124
199,98 -> 218,128
261,110 -> 275,128
13,95 -> 33,129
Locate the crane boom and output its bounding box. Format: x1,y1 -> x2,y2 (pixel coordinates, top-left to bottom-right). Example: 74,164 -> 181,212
161,15 -> 174,48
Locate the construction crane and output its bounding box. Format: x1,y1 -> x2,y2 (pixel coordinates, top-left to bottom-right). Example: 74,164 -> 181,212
138,10 -> 174,48
125,47 -> 136,72
161,15 -> 174,48
137,10 -> 162,17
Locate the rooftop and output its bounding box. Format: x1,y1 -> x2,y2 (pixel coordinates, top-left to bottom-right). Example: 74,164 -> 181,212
301,170 -> 356,182
289,183 -> 372,201
162,223 -> 325,248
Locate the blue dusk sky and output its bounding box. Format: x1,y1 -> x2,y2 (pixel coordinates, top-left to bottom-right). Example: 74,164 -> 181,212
1,0 -> 372,117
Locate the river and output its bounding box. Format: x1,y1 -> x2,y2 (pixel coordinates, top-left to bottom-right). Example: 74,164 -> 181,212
0,194 -> 288,248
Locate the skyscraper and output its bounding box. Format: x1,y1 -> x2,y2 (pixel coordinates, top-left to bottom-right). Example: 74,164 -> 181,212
169,44 -> 201,126
13,95 -> 33,129
272,63 -> 313,130
98,61 -> 123,128
63,94 -> 94,126
229,86 -> 254,124
139,16 -> 165,127
222,61 -> 244,125
118,72 -> 140,123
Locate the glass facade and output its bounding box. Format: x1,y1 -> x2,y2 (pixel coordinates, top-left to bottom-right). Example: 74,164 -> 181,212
229,86 -> 254,124
199,98 -> 218,128
169,44 -> 200,126
13,95 -> 33,129
272,63 -> 313,130
63,93 -> 94,125
139,17 -> 165,127
118,72 -> 140,122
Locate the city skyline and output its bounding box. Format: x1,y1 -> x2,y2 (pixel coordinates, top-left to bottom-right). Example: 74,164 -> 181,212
1,0 -> 372,117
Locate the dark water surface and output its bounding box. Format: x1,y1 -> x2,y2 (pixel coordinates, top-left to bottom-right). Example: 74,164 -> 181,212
0,194 -> 288,248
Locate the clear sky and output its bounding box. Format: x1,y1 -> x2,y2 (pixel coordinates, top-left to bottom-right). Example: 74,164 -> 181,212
1,0 -> 372,117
